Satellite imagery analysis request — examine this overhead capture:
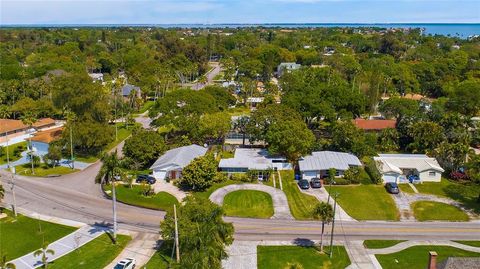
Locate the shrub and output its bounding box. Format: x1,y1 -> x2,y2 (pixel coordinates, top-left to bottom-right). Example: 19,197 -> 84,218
363,157 -> 382,184
231,173 -> 254,182
450,171 -> 469,181
333,177 -> 350,185
213,172 -> 228,183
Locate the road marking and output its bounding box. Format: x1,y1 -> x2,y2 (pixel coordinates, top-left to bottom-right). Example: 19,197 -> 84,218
234,225 -> 480,233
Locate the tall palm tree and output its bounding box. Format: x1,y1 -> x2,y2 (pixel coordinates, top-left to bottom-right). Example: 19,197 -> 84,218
0,254 -> 16,269
313,202 -> 334,253
33,242 -> 55,269
20,112 -> 37,175
0,184 -> 4,203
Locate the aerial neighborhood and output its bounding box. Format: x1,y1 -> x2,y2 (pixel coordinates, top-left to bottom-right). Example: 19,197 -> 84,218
0,25 -> 479,269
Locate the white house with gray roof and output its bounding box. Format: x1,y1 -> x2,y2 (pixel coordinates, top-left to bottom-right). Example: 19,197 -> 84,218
121,84 -> 141,98
298,151 -> 362,180
374,154 -> 444,183
150,144 -> 208,180
219,148 -> 292,173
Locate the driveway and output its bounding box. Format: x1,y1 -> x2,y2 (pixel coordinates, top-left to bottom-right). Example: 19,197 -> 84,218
209,184 -> 293,220
301,188 -> 357,222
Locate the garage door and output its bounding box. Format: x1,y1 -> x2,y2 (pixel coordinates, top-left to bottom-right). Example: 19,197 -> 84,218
302,171 -> 317,180
382,174 -> 398,183
153,170 -> 167,180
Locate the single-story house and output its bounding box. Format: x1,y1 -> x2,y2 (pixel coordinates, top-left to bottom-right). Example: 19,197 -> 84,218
246,97 -> 264,108
150,144 -> 208,181
299,151 -> 362,180
88,73 -> 104,83
30,127 -> 63,157
0,118 -> 57,144
121,84 -> 141,99
353,118 -> 396,132
277,62 -> 301,77
219,148 -> 292,174
374,154 -> 444,183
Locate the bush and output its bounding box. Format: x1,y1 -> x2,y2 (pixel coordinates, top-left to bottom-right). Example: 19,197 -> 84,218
231,173 -> 254,182
450,171 -> 469,181
213,172 -> 228,183
363,157 -> 382,184
332,177 -> 350,185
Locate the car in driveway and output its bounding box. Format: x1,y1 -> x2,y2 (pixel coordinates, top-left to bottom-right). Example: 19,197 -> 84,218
298,179 -> 310,190
114,258 -> 136,269
310,178 -> 322,188
136,174 -> 156,184
385,182 -> 400,194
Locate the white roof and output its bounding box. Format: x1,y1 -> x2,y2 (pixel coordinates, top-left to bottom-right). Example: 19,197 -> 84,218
88,73 -> 103,79
150,144 -> 207,170
299,151 -> 362,172
219,148 -> 286,170
374,154 -> 444,174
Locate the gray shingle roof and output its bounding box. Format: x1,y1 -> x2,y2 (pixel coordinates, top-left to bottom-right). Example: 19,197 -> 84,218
150,144 -> 208,170
438,257 -> 480,269
299,151 -> 362,171
121,84 -> 141,97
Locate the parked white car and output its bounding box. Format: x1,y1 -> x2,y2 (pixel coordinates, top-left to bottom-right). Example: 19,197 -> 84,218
114,258 -> 136,269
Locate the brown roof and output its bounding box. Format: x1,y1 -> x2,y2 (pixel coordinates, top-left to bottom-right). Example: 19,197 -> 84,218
30,127 -> 63,144
354,119 -> 396,130
33,118 -> 56,129
402,93 -> 425,101
0,119 -> 27,133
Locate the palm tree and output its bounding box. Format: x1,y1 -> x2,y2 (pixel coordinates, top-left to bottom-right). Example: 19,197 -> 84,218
20,112 -> 37,175
313,202 -> 334,253
0,184 -> 4,202
33,242 -> 55,269
0,254 -> 16,269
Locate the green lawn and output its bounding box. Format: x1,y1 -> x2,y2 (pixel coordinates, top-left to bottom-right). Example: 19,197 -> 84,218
13,164 -> 79,177
223,190 -> 274,218
280,170 -> 320,220
257,245 -> 351,269
376,245 -> 480,269
411,201 -> 469,221
0,210 -> 77,260
0,141 -> 27,165
329,185 -> 400,221
398,184 -> 416,194
138,100 -> 155,113
363,240 -> 407,249
142,242 -> 172,269
454,241 -> 480,247
49,234 -> 131,269
193,180 -> 240,199
104,184 -> 178,211
415,179 -> 480,215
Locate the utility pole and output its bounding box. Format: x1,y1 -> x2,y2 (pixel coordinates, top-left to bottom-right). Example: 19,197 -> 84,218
114,86 -> 118,141
70,125 -> 74,169
112,179 -> 117,243
174,204 -> 180,262
329,193 -> 339,258
9,167 -> 17,217
5,132 -> 10,168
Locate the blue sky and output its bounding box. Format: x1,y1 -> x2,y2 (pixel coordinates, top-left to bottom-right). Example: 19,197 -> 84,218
1,0 -> 479,25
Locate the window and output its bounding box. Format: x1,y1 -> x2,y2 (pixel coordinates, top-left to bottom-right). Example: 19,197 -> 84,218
428,171 -> 436,177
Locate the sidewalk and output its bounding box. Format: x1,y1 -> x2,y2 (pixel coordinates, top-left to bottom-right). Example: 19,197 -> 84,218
104,232 -> 160,269
152,180 -> 187,202
9,225 -> 110,269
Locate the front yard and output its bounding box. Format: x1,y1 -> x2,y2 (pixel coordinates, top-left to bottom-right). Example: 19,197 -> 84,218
104,184 -> 178,211
223,190 -> 274,218
13,164 -> 78,177
0,210 -> 77,260
257,245 -> 351,269
414,179 -> 480,215
363,240 -> 406,249
280,170 -> 321,220
0,141 -> 27,164
49,234 -> 131,269
411,201 -> 469,221
376,245 -> 480,269
329,185 -> 400,221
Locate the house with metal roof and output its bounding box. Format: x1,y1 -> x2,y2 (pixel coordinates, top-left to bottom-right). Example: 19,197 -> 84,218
219,148 -> 292,174
121,84 -> 141,98
374,154 -> 444,183
150,144 -> 208,180
277,62 -> 301,77
298,151 -> 362,180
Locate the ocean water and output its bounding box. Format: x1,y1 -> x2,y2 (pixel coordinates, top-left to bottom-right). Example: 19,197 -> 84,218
2,23 -> 479,38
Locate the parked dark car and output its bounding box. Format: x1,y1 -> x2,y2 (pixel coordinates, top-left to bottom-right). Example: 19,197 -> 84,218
385,182 -> 400,194
136,174 -> 156,184
310,178 -> 322,188
298,179 -> 310,190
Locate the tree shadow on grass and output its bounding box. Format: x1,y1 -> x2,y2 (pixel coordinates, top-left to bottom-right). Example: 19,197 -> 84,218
443,184 -> 480,214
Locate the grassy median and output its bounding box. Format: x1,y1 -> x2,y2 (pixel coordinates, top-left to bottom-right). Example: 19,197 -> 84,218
13,164 -> 78,177
223,190 -> 274,218
363,240 -> 406,249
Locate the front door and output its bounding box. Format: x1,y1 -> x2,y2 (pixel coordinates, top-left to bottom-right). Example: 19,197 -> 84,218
170,170 -> 176,179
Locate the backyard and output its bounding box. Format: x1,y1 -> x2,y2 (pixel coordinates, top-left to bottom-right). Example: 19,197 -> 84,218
104,184 -> 178,211
411,201 -> 469,221
329,185 -> 400,221
49,233 -> 131,269
280,170 -> 320,220
0,210 -> 77,260
223,190 -> 274,218
376,245 -> 480,269
257,245 -> 351,269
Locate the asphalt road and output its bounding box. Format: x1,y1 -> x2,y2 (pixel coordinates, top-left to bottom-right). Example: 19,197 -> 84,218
2,166 -> 479,242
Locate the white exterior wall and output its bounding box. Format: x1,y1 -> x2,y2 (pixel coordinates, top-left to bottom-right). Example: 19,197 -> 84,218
382,173 -> 400,183
419,170 -> 442,182
31,141 -> 50,157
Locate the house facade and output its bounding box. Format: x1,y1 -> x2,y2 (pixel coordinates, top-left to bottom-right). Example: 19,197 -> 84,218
277,62 -> 301,77
219,148 -> 292,174
0,118 -> 57,145
374,154 -> 444,183
150,144 -> 208,180
298,151 -> 362,180
30,127 -> 63,157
